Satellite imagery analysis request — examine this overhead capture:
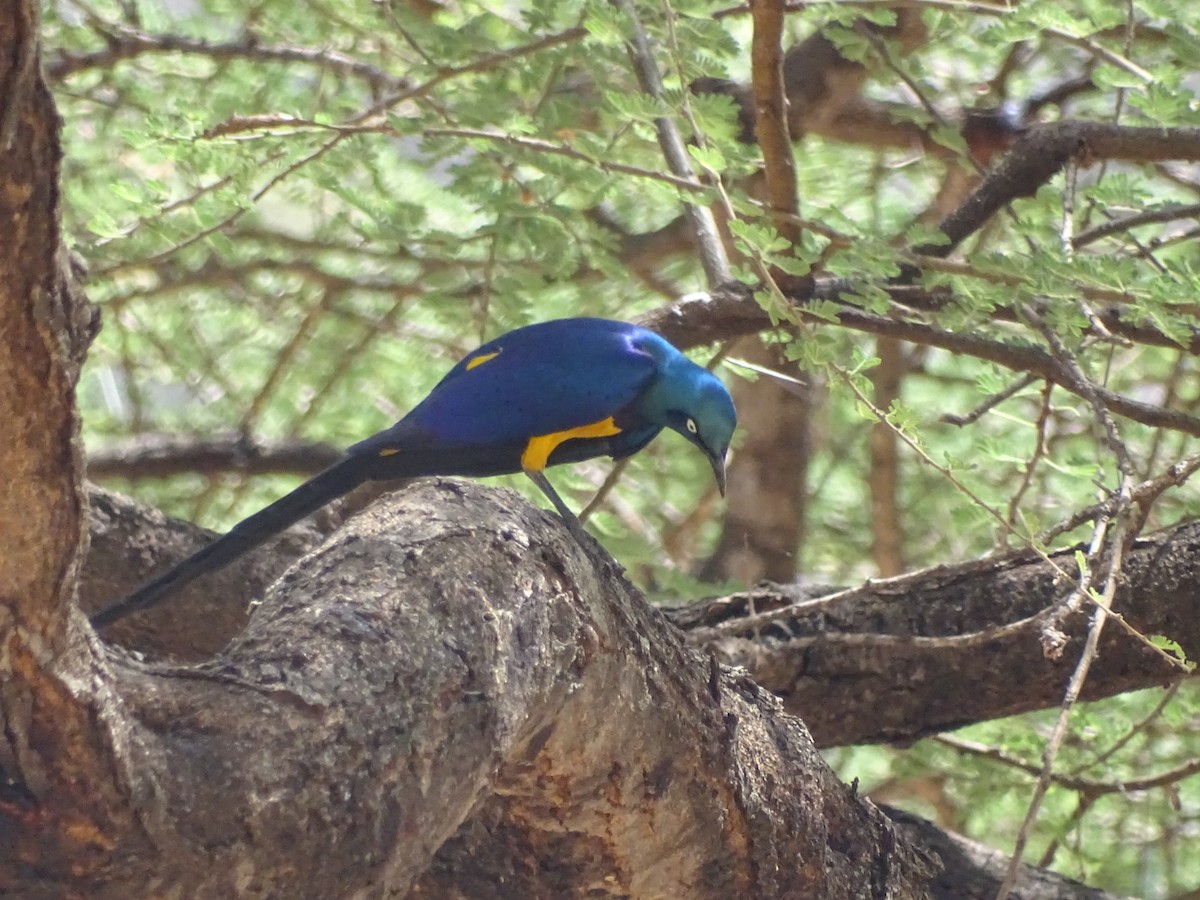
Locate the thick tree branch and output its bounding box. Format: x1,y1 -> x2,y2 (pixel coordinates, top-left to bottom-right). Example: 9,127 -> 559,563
79,484 -> 318,660
23,483 -> 941,897
917,122 -> 1200,258
668,522 -> 1200,747
80,473 -> 1200,751
61,479 -> 1152,899
642,283 -> 1200,438
0,2 -> 123,878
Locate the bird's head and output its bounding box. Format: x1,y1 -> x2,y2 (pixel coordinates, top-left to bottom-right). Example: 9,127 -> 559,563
652,363 -> 737,495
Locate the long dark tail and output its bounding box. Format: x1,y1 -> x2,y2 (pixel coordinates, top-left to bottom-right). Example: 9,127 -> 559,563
91,454 -> 373,628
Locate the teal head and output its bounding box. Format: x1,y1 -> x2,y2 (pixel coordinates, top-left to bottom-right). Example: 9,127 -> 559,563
640,351 -> 737,495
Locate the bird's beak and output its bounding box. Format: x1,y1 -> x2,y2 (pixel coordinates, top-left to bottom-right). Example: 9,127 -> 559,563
709,450 -> 727,497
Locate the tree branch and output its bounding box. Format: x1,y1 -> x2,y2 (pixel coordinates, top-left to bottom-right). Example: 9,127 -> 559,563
87,434 -> 342,480
667,520 -> 1200,747
748,0 -> 801,252
917,122 -> 1200,258
642,283 -> 1200,438
615,0 -> 731,288
28,483 -> 942,896
45,22 -> 408,91
884,806 -> 1133,900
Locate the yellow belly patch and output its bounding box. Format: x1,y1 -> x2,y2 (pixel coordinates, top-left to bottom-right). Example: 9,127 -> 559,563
466,350 -> 501,371
521,417 -> 621,471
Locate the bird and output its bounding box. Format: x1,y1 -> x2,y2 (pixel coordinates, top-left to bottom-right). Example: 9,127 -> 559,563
91,317 -> 737,629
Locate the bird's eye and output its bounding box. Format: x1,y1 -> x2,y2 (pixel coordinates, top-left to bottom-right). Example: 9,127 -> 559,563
686,418 -> 698,434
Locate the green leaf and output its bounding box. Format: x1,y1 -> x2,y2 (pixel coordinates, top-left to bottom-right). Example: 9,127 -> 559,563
1148,635 -> 1195,672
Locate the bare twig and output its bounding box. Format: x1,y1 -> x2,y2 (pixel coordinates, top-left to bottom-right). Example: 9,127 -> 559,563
940,373 -> 1039,426
832,308 -> 1200,438
935,733 -> 1200,797
423,127 -> 715,195
996,298 -> 1143,899
995,488 -> 1135,900
1073,202 -> 1200,248
614,0 -> 731,288
1075,682 -> 1184,776
1039,450 -> 1200,544
1025,306 -> 1134,476
46,22 -> 407,90
1041,26 -> 1153,84
1003,380 -> 1053,539
238,288 -> 341,432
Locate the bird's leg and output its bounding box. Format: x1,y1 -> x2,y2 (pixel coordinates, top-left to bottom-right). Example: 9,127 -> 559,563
524,469 -> 590,543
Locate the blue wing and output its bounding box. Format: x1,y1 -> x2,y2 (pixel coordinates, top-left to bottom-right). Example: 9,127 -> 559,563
357,319 -> 661,451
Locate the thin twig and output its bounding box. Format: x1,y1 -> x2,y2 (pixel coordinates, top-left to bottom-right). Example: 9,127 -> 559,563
614,0 -> 731,288
935,733 -> 1200,797
237,287 -> 340,432
46,22 -> 407,89
1073,203 -> 1200,248
940,373 -> 1039,427
997,298 -> 1143,899
832,308 -> 1200,438
96,134 -> 350,278
911,255 -> 1142,307
1060,157 -> 1078,254
1041,26 -> 1153,84
1039,450 -> 1200,543
995,488 -> 1135,900
346,27 -> 588,127
579,458 -> 632,523
1026,306 -> 1134,476
1074,682 -> 1184,776
424,127 -> 714,195
1003,380 -> 1053,538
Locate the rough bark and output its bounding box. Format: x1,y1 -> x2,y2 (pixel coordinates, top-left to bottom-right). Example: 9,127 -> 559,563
83,483 -> 1200,751
53,482 -> 1134,900
884,807 -> 1131,900
0,1 -> 118,889
80,485 -> 317,659
13,479 -> 944,899
668,527 -> 1198,747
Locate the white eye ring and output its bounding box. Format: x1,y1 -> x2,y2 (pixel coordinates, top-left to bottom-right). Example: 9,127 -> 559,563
686,418 -> 698,434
